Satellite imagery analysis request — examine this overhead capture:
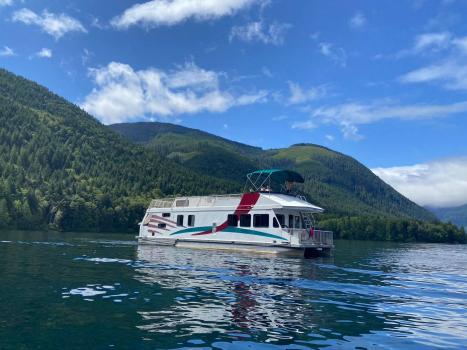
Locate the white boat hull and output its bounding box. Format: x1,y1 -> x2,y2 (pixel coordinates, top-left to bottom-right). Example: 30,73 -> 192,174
138,236 -> 331,257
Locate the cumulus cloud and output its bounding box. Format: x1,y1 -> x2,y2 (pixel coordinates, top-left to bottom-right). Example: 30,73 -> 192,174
293,100 -> 467,140
399,32 -> 467,90
287,81 -> 327,104
12,8 -> 87,39
230,20 -> 291,45
81,61 -> 268,124
0,46 -> 15,56
318,42 -> 347,67
349,11 -> 366,29
0,0 -> 13,6
373,158 -> 467,208
36,48 -> 52,58
111,0 -> 258,29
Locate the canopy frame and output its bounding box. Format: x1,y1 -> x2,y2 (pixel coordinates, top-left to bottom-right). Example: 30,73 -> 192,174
245,169 -> 304,193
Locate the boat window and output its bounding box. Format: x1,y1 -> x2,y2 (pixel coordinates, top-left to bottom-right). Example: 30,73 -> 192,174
177,215 -> 184,226
254,214 -> 269,228
273,214 -> 285,227
294,216 -> 301,229
227,214 -> 238,226
273,217 -> 279,228
240,214 -> 251,227
188,215 -> 195,227
162,213 -> 170,217
158,223 -> 166,228
289,214 -> 294,228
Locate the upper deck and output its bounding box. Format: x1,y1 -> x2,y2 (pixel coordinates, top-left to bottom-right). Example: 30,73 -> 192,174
148,192 -> 324,213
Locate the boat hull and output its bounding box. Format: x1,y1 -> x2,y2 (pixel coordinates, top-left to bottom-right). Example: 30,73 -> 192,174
138,237 -> 331,257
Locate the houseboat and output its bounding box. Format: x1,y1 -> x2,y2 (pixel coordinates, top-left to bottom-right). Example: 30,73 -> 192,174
138,169 -> 333,257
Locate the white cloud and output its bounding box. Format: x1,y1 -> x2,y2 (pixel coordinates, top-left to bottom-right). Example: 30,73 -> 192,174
318,42 -> 347,67
230,20 -> 291,45
111,0 -> 258,29
0,0 -> 13,6
261,66 -> 273,78
12,8 -> 87,39
372,158 -> 467,208
399,32 -> 467,90
287,81 -> 326,104
0,46 -> 15,56
81,61 -> 268,124
272,115 -> 287,121
399,60 -> 467,90
291,120 -> 316,130
36,48 -> 52,58
349,11 -> 366,29
295,100 -> 467,140
413,32 -> 452,52
325,134 -> 334,141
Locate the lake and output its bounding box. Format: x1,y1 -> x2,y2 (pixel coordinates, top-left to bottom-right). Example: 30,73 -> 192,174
0,231 -> 466,349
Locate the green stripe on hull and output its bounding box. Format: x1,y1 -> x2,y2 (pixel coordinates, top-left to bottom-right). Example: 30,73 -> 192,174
170,226 -> 287,241
170,226 -> 212,235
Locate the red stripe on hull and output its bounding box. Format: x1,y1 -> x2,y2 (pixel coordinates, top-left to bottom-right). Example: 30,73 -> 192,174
192,192 -> 260,236
149,218 -> 176,228
151,215 -> 177,225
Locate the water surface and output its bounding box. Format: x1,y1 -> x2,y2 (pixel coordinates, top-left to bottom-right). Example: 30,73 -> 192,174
0,231 -> 466,349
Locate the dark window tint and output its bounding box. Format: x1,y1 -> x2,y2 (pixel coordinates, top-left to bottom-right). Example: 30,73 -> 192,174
276,214 -> 285,227
188,215 -> 195,227
294,216 -> 301,229
254,214 -> 269,228
162,213 -> 170,217
240,214 -> 251,227
273,217 -> 279,228
158,223 -> 166,229
289,215 -> 294,228
177,215 -> 184,226
227,214 -> 238,226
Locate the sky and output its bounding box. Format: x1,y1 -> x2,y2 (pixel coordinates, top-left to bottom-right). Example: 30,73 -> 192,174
1,0 -> 467,208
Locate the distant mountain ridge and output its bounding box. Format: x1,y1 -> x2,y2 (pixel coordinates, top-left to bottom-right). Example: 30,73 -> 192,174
110,122 -> 435,221
430,204 -> 467,228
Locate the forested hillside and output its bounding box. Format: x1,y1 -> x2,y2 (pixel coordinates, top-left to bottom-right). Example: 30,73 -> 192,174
109,122 -> 261,181
0,69 -> 238,232
111,123 -> 434,221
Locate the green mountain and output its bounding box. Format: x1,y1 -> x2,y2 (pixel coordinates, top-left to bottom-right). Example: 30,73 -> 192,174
110,123 -> 434,221
430,205 -> 467,228
0,68 -> 238,232
109,122 -> 261,182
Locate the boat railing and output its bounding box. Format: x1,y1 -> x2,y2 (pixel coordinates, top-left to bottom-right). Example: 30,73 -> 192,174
284,228 -> 333,247
149,194 -> 243,209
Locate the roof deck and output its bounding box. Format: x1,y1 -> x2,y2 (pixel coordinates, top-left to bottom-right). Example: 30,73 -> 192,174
148,192 -> 323,212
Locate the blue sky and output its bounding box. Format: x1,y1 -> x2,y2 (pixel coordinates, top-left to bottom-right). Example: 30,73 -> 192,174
1,0 -> 467,207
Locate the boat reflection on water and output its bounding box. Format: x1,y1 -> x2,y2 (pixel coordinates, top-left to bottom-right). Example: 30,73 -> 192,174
133,244 -> 402,346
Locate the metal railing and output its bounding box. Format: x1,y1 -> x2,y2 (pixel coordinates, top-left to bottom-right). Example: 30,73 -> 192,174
293,229 -> 333,247
149,194 -> 243,209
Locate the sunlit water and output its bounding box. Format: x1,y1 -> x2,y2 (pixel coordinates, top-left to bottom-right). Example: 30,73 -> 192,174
0,231 -> 466,349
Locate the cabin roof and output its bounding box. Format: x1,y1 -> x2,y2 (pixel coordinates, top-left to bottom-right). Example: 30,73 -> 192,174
263,193 -> 323,212
148,192 -> 323,213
